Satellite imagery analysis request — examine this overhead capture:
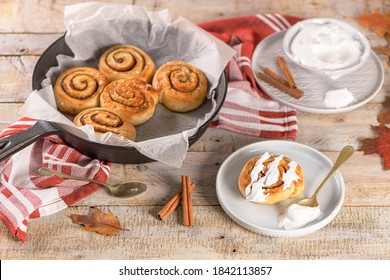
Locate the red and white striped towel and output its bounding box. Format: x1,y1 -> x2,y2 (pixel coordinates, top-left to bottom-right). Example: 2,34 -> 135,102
200,14 -> 302,138
0,118 -> 111,242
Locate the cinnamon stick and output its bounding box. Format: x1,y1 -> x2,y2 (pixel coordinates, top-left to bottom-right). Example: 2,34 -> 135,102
181,175 -> 195,226
256,71 -> 303,99
263,67 -> 290,87
186,176 -> 194,226
157,192 -> 182,221
157,179 -> 195,222
276,56 -> 297,89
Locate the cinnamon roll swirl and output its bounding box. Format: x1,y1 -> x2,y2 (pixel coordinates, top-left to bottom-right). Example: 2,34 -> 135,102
98,45 -> 156,83
152,61 -> 208,112
54,67 -> 108,115
74,108 -> 136,141
238,152 -> 304,205
100,78 -> 158,126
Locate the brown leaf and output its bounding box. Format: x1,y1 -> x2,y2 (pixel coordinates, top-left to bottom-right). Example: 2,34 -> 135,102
383,96 -> 390,109
360,138 -> 379,155
378,96 -> 390,125
70,208 -> 124,236
360,125 -> 390,170
373,45 -> 390,56
372,32 -> 390,66
378,109 -> 390,124
357,10 -> 390,37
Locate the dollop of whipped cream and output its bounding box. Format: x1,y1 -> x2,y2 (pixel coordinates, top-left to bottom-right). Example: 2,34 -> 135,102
323,88 -> 356,108
245,152 -> 301,203
278,203 -> 323,230
290,22 -> 363,70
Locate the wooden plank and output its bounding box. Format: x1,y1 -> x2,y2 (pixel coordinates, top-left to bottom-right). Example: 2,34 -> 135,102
0,104 -> 24,128
1,205 -> 389,259
0,56 -> 37,102
0,0 -> 387,39
0,0 -> 67,33
0,34 -> 63,55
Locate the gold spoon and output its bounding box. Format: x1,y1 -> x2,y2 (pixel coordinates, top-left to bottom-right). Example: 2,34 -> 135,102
296,145 -> 355,207
38,167 -> 147,198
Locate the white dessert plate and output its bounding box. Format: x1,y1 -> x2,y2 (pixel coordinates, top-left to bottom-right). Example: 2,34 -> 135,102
215,140 -> 345,237
251,31 -> 384,114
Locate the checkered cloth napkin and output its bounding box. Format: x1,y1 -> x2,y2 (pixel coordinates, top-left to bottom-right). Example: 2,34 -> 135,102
0,118 -> 111,242
200,14 -> 302,138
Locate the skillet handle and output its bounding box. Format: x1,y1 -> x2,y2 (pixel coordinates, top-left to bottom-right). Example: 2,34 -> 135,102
0,120 -> 61,162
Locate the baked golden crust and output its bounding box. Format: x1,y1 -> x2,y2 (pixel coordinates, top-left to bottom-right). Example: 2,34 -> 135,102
74,108 -> 136,141
98,44 -> 156,83
53,67 -> 108,115
100,78 -> 158,126
238,154 -> 304,205
152,61 -> 208,112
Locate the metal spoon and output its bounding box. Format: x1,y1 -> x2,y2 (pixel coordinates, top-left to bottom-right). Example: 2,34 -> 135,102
296,145 -> 355,208
38,167 -> 147,198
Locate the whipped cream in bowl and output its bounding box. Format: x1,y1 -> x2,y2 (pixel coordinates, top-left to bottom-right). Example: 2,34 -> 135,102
283,18 -> 370,77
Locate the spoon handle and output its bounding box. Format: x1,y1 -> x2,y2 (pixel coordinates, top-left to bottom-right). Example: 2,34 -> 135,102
38,167 -> 110,188
312,145 -> 355,198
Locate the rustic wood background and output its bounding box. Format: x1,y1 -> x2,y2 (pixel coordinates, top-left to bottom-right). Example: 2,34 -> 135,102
0,0 -> 389,259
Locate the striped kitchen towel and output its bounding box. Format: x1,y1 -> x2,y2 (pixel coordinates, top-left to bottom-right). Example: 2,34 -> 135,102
0,118 -> 111,242
200,14 -> 302,138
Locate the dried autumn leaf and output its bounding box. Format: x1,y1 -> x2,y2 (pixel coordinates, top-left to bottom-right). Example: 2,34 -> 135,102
373,32 -> 390,66
360,138 -> 378,155
360,125 -> 390,170
374,44 -> 390,57
383,97 -> 390,108
70,207 -> 124,236
378,96 -> 390,125
357,10 -> 390,37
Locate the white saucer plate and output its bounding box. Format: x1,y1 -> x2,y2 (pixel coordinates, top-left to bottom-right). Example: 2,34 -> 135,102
216,140 -> 345,237
252,31 -> 384,114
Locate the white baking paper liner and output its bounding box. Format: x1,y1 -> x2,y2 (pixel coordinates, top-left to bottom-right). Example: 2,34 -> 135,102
19,2 -> 235,167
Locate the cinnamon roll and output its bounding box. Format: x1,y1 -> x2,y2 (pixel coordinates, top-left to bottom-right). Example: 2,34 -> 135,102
74,108 -> 136,141
238,152 -> 304,205
152,61 -> 208,112
54,67 -> 108,115
98,45 -> 156,83
100,78 -> 158,126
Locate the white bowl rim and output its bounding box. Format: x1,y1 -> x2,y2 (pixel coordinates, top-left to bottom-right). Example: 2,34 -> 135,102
282,17 -> 371,76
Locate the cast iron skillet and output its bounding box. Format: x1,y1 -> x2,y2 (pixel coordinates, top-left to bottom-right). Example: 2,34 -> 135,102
0,36 -> 227,164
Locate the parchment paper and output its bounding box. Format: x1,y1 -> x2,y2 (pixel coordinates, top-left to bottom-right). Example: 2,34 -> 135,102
19,2 -> 235,167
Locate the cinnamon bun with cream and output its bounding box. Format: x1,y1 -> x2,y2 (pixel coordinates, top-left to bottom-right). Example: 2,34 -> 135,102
238,152 -> 304,205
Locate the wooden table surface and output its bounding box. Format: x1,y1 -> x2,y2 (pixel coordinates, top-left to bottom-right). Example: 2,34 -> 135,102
0,0 -> 389,260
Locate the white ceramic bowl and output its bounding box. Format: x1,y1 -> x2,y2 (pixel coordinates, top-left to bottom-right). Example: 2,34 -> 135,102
283,18 -> 370,77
